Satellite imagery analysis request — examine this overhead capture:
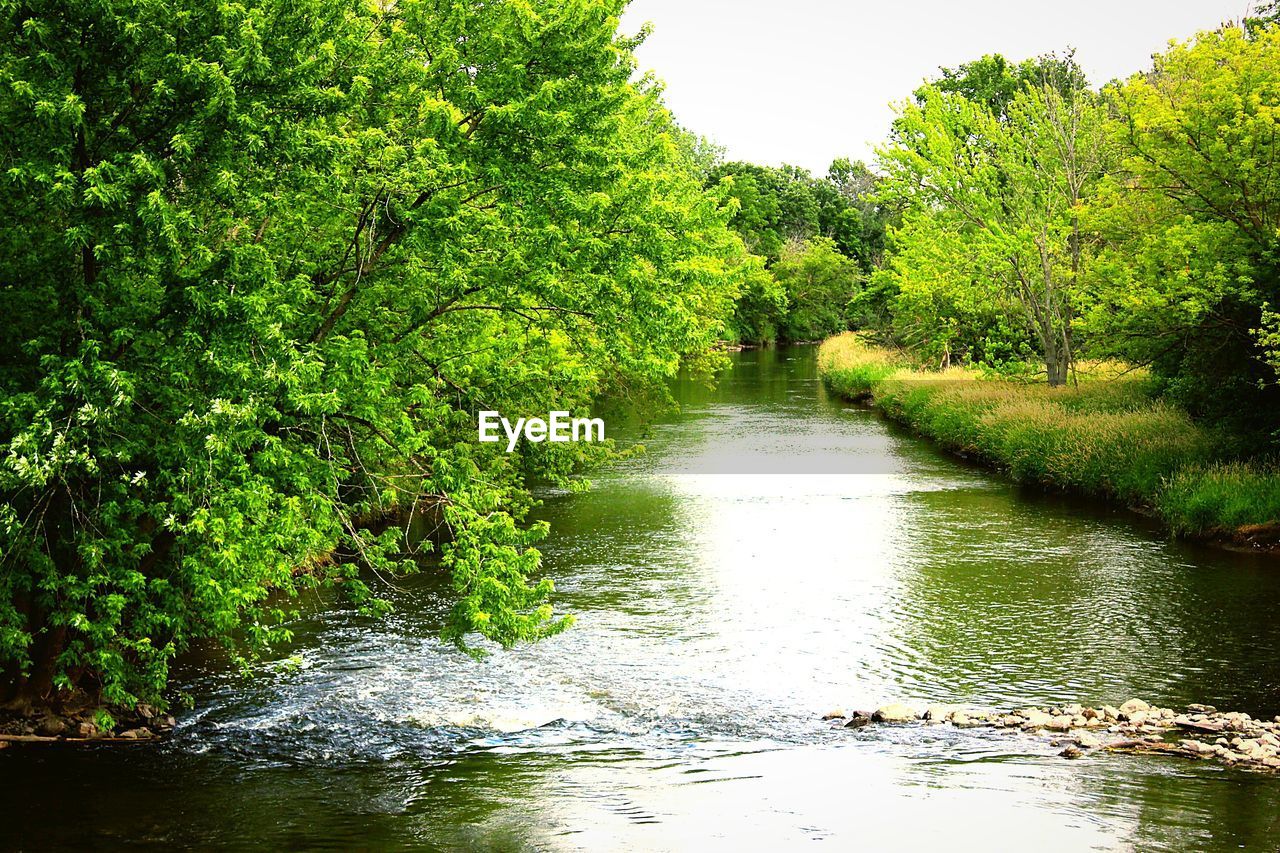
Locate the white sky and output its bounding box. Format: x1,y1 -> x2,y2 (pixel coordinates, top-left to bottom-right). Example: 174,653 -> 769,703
620,0 -> 1257,174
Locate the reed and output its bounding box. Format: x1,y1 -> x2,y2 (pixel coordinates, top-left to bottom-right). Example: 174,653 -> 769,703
817,333 -> 1279,540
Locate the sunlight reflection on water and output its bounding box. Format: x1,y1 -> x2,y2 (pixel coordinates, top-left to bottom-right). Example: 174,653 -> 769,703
3,346 -> 1279,850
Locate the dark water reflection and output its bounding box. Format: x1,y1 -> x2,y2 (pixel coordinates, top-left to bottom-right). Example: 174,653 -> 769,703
2,346 -> 1278,850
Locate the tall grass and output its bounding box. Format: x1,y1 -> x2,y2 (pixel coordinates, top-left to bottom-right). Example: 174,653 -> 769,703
816,333 -> 907,400
817,333 -> 1279,541
1158,461 -> 1280,538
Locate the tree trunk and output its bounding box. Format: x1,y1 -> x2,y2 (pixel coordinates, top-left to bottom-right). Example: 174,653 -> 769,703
2,623 -> 67,715
1044,329 -> 1071,387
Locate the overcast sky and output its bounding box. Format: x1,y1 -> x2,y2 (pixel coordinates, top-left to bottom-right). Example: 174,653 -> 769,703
619,0 -> 1257,174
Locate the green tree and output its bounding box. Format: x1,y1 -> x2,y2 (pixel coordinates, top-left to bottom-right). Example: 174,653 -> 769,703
880,73 -> 1111,384
1086,23 -> 1280,432
709,161 -> 819,260
928,51 -> 1089,120
726,254 -> 787,344
0,0 -> 739,715
826,157 -> 892,271
773,238 -> 861,342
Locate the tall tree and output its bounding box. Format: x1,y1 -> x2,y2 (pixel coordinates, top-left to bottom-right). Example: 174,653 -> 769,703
1086,23 -> 1280,432
0,0 -> 740,714
880,71 -> 1111,384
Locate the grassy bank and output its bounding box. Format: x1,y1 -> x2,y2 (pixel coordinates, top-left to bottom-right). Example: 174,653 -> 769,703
818,333 -> 1280,545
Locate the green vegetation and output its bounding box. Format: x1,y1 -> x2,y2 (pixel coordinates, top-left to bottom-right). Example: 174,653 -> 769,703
3,0 -> 1279,722
712,159 -> 890,345
816,333 -> 905,399
814,18 -> 1280,546
0,0 -> 747,714
871,27 -> 1280,436
819,335 -> 1280,542
1159,463 -> 1280,539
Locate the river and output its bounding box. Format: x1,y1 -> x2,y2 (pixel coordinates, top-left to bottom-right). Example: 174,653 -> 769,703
3,346 -> 1279,850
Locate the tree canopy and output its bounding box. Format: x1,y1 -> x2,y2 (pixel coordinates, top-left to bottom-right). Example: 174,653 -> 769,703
873,26 -> 1280,419
0,0 -> 743,712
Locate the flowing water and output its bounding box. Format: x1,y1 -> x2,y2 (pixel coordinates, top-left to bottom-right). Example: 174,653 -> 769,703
4,346 -> 1280,850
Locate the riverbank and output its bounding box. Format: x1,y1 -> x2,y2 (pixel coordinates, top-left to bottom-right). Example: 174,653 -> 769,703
0,702 -> 175,744
817,333 -> 1280,547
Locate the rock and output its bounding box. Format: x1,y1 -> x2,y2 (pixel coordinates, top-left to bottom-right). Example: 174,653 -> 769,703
1075,731 -> 1101,748
1127,710 -> 1149,726
1118,699 -> 1150,720
1173,715 -> 1223,733
844,713 -> 873,729
1022,710 -> 1053,729
1222,713 -> 1253,732
923,704 -> 960,722
1063,704 -> 1084,717
1082,707 -> 1101,720
873,703 -> 918,723
136,703 -> 156,721
156,714 -> 176,730
1047,715 -> 1073,732
1100,705 -> 1121,722
1187,703 -> 1216,713
1239,741 -> 1262,759
75,721 -> 97,739
36,717 -> 67,737
1000,715 -> 1023,728
1059,745 -> 1084,759
821,709 -> 846,721
118,728 -> 153,740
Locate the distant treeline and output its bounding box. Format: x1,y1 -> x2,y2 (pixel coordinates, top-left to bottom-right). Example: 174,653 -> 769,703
718,7 -> 1280,442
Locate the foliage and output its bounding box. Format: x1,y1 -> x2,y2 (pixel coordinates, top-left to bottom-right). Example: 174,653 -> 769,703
709,161 -> 816,261
772,238 -> 862,342
0,0 -> 741,711
878,57 -> 1112,385
927,52 -> 1088,120
876,211 -> 1034,370
709,159 -> 887,272
826,157 -> 892,271
705,160 -> 888,344
726,254 -> 786,345
1085,24 -> 1280,436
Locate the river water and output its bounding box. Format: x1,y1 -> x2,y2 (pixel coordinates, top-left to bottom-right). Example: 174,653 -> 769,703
3,346 -> 1279,850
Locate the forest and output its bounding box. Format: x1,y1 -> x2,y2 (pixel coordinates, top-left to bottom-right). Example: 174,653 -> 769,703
1,0 -> 1278,731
